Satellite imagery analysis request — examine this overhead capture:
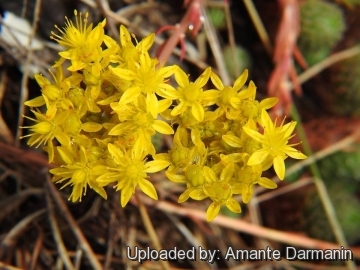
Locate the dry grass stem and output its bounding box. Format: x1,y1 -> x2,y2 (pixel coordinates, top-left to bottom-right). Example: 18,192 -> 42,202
153,200 -> 360,258
46,175 -> 102,270
46,190 -> 75,270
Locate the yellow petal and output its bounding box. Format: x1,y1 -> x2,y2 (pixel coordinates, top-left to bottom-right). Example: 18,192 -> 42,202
201,90 -> 219,104
158,99 -> 172,113
153,153 -> 170,161
242,127 -> 263,142
242,186 -> 253,203
178,188 -> 192,203
24,96 -> 45,107
146,93 -> 158,118
189,189 -> 207,200
284,147 -> 307,159
206,202 -> 220,221
233,69 -> 248,91
108,143 -> 124,162
171,102 -> 187,116
96,172 -> 119,183
82,122 -> 103,132
258,177 -> 277,189
120,183 -> 133,207
140,33 -> 155,51
132,135 -> 147,159
138,179 -> 158,200
57,147 -> 74,165
91,165 -> 108,175
88,23 -> 105,45
283,121 -> 297,138
247,149 -> 269,166
210,71 -> 223,90
157,65 -> 176,78
222,134 -> 242,148
55,130 -> 70,146
190,126 -> 202,146
195,67 -> 211,88
191,102 -> 204,122
166,171 -> 187,183
111,67 -> 136,81
226,198 -> 241,213
203,166 -> 217,183
158,86 -> 182,100
119,25 -> 131,46
260,97 -> 278,110
92,185 -> 107,200
47,140 -> 54,163
70,184 -> 82,202
108,122 -> 133,136
260,109 -> 273,128
152,120 -> 174,134
220,163 -> 234,182
119,87 -> 142,105
144,160 -> 170,173
72,170 -> 86,184
273,155 -> 285,180
174,67 -> 189,88
34,74 -> 50,88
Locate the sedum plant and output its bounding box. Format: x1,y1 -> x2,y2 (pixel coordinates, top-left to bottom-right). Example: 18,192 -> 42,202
22,11 -> 306,221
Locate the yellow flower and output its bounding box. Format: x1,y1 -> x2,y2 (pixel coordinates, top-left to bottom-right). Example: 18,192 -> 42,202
210,69 -> 252,118
166,143 -> 208,202
96,143 -> 169,207
51,10 -> 106,71
21,110 -> 71,162
153,129 -> 190,173
161,67 -> 218,122
110,50 -> 176,118
109,95 -> 173,155
229,79 -> 278,122
104,25 -> 155,67
243,110 -> 307,180
231,155 -> 277,204
50,146 -> 107,202
203,163 -> 241,221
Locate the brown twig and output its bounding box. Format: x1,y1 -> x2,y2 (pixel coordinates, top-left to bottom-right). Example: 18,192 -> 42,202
0,209 -> 46,259
46,175 -> 102,270
0,262 -> 24,270
201,5 -> 230,85
0,188 -> 44,222
29,226 -> 44,270
46,189 -> 75,270
0,141 -> 52,169
135,192 -> 170,270
16,0 -> 42,146
95,0 -> 119,40
0,71 -> 14,144
295,44 -> 360,88
152,200 -> 360,259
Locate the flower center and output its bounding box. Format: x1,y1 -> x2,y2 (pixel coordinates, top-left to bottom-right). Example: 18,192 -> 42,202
133,112 -> 153,127
184,83 -> 201,102
219,86 -> 235,106
241,100 -> 260,119
186,165 -> 205,187
126,164 -> 139,179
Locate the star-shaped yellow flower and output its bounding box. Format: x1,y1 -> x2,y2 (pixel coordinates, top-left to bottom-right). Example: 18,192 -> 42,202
96,143 -> 170,207
161,67 -> 218,122
243,110 -> 307,180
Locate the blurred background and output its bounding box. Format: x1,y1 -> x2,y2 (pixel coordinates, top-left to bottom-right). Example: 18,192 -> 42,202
0,0 -> 360,269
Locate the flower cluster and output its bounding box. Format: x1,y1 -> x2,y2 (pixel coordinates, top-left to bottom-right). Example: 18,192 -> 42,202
22,11 -> 306,221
